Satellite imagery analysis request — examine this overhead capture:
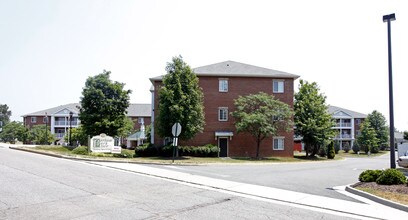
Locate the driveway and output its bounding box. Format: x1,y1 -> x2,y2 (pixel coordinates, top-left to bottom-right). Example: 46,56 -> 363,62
146,153 -> 392,202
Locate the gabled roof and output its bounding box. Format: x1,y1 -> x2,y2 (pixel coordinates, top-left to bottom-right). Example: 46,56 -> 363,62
22,103 -> 151,117
22,103 -> 80,116
150,60 -> 299,82
328,106 -> 367,119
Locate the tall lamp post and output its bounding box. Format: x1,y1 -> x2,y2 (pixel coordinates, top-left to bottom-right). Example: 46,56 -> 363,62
69,111 -> 73,146
45,112 -> 48,145
383,13 -> 396,169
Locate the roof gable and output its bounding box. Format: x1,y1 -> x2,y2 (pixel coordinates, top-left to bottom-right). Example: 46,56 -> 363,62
333,111 -> 352,118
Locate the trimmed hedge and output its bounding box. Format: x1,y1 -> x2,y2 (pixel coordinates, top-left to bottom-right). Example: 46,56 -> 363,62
376,169 -> 407,185
72,146 -> 88,155
359,170 -> 383,182
134,144 -> 219,157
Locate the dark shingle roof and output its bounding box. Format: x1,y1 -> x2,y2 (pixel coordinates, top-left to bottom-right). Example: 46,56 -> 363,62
328,106 -> 367,118
22,103 -> 151,117
150,60 -> 299,82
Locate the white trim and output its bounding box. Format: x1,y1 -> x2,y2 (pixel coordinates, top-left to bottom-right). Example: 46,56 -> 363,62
218,107 -> 228,121
31,116 -> 37,123
273,137 -> 285,150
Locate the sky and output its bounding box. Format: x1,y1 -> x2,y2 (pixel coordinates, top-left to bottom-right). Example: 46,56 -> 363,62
1,0 -> 407,130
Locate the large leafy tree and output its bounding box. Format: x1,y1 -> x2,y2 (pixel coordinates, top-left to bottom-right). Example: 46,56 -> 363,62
0,121 -> 29,143
357,120 -> 379,154
64,126 -> 88,146
366,110 -> 388,149
29,124 -> 56,144
294,80 -> 335,157
79,70 -> 131,137
231,92 -> 293,158
157,56 -> 205,140
0,104 -> 12,127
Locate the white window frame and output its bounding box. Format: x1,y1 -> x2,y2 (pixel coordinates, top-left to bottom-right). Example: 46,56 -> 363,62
273,80 -> 284,93
219,79 -> 228,92
273,137 -> 285,150
218,107 -> 228,121
31,117 -> 37,123
138,117 -> 144,124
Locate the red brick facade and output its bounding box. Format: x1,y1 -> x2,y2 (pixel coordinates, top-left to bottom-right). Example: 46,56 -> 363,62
152,75 -> 296,157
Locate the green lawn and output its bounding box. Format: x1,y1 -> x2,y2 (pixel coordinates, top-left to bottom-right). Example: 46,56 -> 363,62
24,145 -> 343,164
336,150 -> 388,158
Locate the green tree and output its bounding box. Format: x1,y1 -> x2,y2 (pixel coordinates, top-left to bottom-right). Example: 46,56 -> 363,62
64,126 -> 88,146
79,70 -> 131,137
366,110 -> 388,149
29,125 -> 55,144
0,121 -> 29,143
294,80 -> 336,157
157,56 -> 205,140
357,120 -> 379,154
231,92 -> 293,158
0,104 -> 12,127
327,142 -> 335,159
118,117 -> 135,138
404,131 -> 408,140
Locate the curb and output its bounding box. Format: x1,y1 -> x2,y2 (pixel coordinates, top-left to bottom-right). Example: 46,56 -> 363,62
346,184 -> 408,213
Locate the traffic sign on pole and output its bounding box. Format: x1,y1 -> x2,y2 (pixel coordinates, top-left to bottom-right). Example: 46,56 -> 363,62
172,123 -> 182,137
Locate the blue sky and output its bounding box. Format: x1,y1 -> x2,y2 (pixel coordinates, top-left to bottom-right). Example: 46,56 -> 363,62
1,0 -> 407,130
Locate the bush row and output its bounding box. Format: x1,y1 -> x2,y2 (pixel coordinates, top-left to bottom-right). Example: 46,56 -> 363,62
134,144 -> 219,157
359,169 -> 407,185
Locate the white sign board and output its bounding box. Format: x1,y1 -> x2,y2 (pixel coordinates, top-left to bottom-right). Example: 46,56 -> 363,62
172,123 -> 182,137
90,134 -> 118,153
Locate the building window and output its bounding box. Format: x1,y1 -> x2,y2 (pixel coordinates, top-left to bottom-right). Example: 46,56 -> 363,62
218,107 -> 228,121
138,117 -> 144,124
356,119 -> 361,125
273,137 -> 285,150
31,117 -> 37,123
219,79 -> 228,92
273,80 -> 284,93
43,117 -> 48,123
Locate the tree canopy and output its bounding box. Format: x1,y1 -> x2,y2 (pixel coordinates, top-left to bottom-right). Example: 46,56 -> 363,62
0,121 -> 28,143
366,110 -> 388,149
294,80 -> 335,157
0,104 -> 12,126
79,70 -> 131,137
29,124 -> 56,144
231,92 -> 293,158
157,56 -> 205,140
357,120 -> 379,154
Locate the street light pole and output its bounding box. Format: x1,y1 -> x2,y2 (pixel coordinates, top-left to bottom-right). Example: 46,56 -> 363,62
383,13 -> 396,169
69,111 -> 73,146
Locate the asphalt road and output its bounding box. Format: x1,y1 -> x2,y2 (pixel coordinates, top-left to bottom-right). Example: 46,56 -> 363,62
147,153 -> 392,202
0,147 -> 355,220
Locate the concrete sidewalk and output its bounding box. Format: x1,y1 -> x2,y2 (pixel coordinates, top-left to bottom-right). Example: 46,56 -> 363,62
90,161 -> 408,220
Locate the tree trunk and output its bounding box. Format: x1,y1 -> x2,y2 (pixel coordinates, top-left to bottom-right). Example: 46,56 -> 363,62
256,135 -> 261,159
305,143 -> 309,157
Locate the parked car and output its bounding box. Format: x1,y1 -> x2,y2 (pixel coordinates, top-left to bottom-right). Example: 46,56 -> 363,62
398,155 -> 408,168
397,144 -> 408,168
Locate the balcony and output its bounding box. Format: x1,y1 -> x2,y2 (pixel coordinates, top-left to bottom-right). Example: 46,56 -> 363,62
54,121 -> 79,126
335,123 -> 351,128
335,134 -> 352,139
55,133 -> 65,139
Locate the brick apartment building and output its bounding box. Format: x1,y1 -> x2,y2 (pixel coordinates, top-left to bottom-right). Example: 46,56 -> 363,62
150,61 -> 299,157
22,103 -> 151,143
328,106 -> 367,149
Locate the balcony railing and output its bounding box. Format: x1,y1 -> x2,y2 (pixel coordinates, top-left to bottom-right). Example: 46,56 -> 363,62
56,133 -> 65,139
335,134 -> 352,139
335,123 -> 351,127
54,121 -> 79,126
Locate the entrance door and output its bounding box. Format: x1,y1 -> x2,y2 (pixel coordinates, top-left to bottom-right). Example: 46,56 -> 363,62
218,138 -> 228,157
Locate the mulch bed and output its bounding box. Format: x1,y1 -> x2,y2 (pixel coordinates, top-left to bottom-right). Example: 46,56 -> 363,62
352,182 -> 408,194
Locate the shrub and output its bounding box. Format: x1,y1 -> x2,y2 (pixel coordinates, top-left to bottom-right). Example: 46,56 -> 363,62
114,149 -> 134,158
343,142 -> 350,153
134,144 -> 219,157
370,145 -> 379,154
327,142 -> 335,159
134,144 -> 159,157
317,146 -> 327,157
71,146 -> 88,155
334,141 -> 340,154
376,169 -> 407,185
352,142 -> 360,154
359,170 -> 383,182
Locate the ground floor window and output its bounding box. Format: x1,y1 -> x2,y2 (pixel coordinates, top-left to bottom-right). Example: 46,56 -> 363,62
273,137 -> 284,150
